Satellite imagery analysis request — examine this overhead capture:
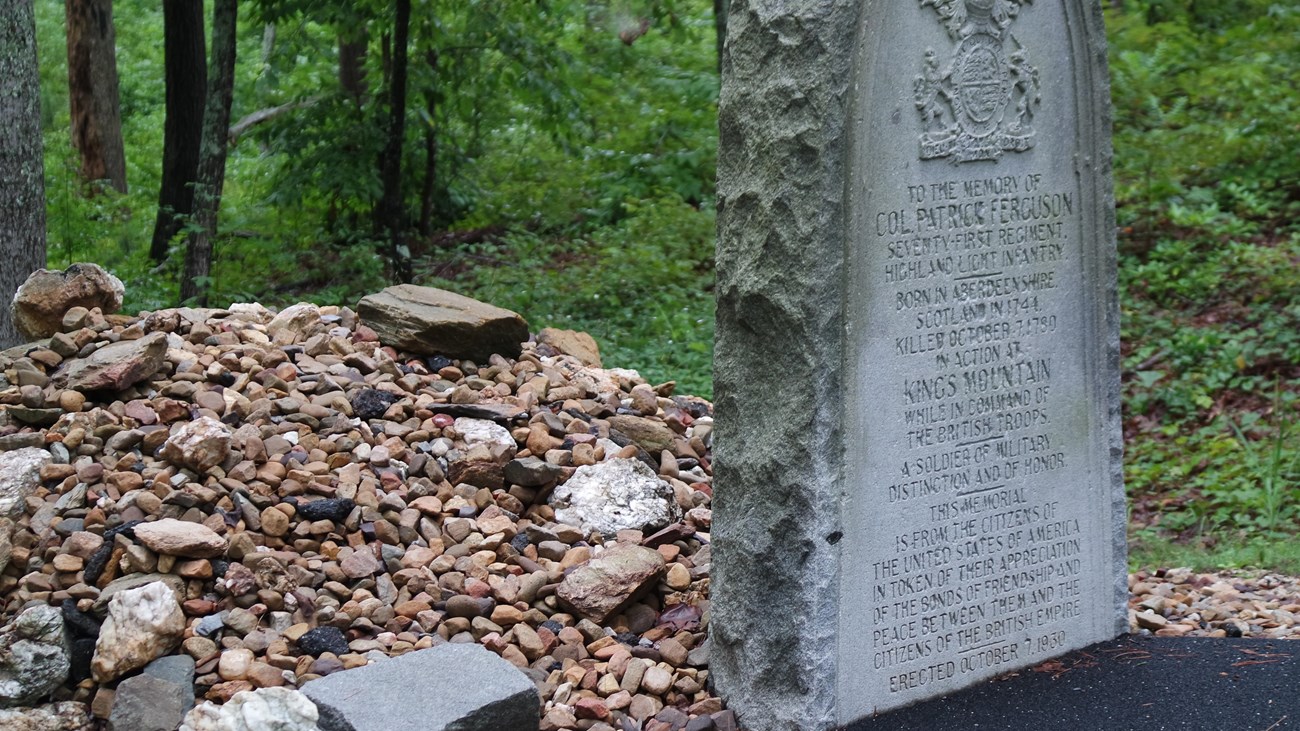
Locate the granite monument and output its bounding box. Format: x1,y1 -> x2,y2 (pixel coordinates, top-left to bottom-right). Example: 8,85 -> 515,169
711,0 -> 1125,727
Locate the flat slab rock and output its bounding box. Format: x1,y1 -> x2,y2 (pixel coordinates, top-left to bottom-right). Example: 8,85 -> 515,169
52,331 -> 167,393
300,643 -> 539,731
847,637 -> 1300,731
356,284 -> 529,360
556,544 -> 666,624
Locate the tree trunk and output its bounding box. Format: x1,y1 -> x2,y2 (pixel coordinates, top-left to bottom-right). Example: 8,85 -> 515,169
339,30 -> 368,105
713,0 -> 727,73
0,0 -> 47,348
418,49 -> 438,237
65,0 -> 127,194
377,0 -> 412,283
149,0 -> 207,262
260,22 -> 275,64
181,0 -> 237,305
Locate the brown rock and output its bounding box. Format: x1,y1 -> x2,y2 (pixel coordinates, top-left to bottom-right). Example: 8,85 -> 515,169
54,331 -> 167,393
132,519 -> 229,558
12,263 -> 124,340
537,328 -> 602,367
574,696 -> 611,720
540,706 -> 578,731
356,284 -> 529,360
447,460 -> 505,490
260,506 -> 290,537
557,545 -> 666,623
607,415 -> 676,453
340,548 -> 380,579
159,417 -> 232,473
1135,610 -> 1169,631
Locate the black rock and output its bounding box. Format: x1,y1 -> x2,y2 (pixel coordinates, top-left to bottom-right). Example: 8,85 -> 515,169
82,542 -> 115,586
61,599 -> 100,639
211,559 -> 230,578
105,519 -> 143,540
510,534 -> 531,552
350,388 -> 402,420
296,498 -> 355,523
427,355 -> 453,371
68,638 -> 96,684
1225,622 -> 1244,638
540,620 -> 564,635
298,626 -> 350,656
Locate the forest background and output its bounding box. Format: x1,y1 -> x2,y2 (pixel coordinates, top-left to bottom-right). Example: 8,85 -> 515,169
8,0 -> 1300,570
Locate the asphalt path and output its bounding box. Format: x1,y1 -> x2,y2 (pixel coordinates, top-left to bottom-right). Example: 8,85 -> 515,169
846,636 -> 1297,731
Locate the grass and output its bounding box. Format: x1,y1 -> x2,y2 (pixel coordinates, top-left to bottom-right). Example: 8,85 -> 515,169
1129,537 -> 1300,577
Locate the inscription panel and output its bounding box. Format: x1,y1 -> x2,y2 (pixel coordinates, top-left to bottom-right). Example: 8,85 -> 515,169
839,0 -> 1121,720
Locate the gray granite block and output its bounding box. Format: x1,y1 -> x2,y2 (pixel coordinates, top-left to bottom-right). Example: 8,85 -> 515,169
301,644 -> 539,731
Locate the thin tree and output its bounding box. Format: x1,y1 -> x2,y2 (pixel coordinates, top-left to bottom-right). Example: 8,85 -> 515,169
150,0 -> 207,263
182,0 -> 238,305
339,28 -> 368,106
66,0 -> 127,193
714,0 -> 727,73
0,0 -> 47,347
418,47 -> 438,237
377,0 -> 412,283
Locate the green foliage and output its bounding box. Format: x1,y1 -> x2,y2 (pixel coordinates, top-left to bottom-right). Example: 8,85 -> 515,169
425,195 -> 715,397
1129,535 -> 1300,576
35,0 -> 718,393
1112,2 -> 1300,558
1108,2 -> 1300,234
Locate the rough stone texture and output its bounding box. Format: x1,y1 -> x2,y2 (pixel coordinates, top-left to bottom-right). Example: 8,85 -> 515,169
453,418 -> 516,458
53,331 -> 167,392
108,673 -> 189,731
607,415 -> 676,453
300,644 -> 538,731
710,4 -> 855,727
295,627 -> 348,657
265,303 -> 324,345
556,544 -> 666,623
159,416 -> 233,473
0,519 -> 12,577
536,327 -> 601,366
92,581 -> 186,682
132,518 -> 229,558
356,285 -> 529,360
12,263 -> 125,340
0,701 -> 92,730
143,654 -> 196,712
0,605 -> 70,707
550,458 -> 680,536
180,687 -> 319,731
711,1 -> 1124,728
0,447 -> 51,518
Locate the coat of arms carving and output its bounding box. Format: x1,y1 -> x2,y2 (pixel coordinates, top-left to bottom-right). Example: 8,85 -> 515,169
914,0 -> 1041,163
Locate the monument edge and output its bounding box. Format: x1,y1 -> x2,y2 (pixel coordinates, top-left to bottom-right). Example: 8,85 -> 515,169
710,1 -> 861,730
1077,0 -> 1129,637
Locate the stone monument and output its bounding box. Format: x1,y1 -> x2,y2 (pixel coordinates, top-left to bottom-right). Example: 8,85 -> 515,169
711,1 -> 1125,728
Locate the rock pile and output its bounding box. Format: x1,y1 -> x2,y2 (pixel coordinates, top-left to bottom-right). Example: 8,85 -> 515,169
0,285 -> 728,730
1128,568 -> 1300,639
